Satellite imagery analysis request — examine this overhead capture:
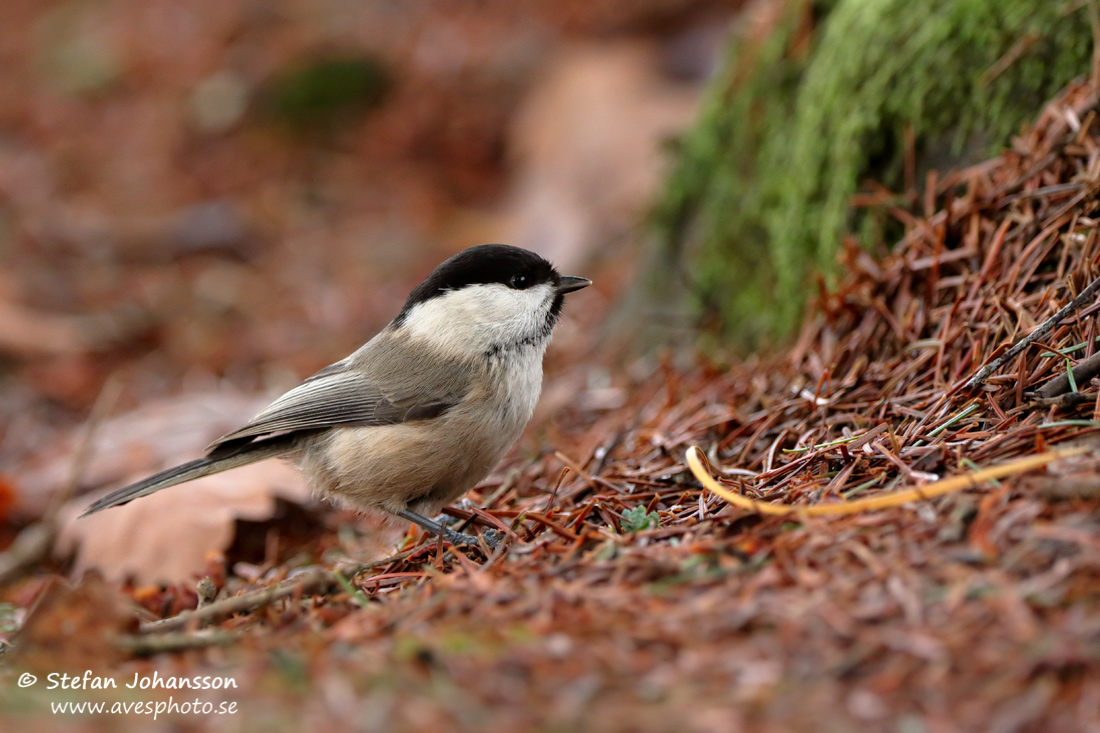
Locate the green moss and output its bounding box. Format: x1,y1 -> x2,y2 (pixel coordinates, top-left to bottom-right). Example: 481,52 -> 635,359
258,54 -> 390,134
656,0 -> 1092,347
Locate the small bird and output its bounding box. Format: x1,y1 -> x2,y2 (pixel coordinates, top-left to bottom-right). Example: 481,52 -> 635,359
81,244 -> 591,546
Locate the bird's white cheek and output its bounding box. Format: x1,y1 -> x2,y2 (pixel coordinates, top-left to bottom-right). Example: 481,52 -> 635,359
400,284 -> 553,356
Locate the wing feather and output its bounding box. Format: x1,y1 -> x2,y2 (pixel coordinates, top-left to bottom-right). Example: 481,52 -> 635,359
209,353 -> 469,449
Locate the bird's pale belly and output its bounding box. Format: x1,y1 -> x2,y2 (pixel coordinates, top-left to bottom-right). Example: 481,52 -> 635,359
297,395 -> 532,516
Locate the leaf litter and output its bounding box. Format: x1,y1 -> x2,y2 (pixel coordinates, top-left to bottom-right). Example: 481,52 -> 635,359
8,79 -> 1100,733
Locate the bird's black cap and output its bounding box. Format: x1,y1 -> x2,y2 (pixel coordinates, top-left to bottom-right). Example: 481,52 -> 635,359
396,244 -> 563,323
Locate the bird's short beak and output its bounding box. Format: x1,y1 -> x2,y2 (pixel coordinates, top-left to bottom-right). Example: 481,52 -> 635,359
557,276 -> 592,294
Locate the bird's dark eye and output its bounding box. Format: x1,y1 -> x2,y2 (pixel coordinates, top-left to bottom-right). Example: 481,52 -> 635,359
509,274 -> 530,289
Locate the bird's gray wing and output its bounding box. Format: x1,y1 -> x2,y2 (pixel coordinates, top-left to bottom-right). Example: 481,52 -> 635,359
209,353 -> 470,449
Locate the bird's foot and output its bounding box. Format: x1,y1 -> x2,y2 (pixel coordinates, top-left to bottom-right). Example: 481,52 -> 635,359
397,509 -> 502,550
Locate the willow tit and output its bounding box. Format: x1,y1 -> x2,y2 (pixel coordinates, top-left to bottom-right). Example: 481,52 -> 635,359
81,244 -> 591,546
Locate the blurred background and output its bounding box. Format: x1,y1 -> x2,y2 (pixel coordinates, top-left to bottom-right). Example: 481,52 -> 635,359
0,0 -> 736,579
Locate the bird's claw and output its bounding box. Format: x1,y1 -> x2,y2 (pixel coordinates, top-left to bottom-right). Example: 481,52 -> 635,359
440,526 -> 503,550
479,528 -> 504,549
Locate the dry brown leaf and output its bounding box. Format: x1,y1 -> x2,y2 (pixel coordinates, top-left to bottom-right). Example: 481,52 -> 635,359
55,460 -> 309,586
13,391 -> 268,519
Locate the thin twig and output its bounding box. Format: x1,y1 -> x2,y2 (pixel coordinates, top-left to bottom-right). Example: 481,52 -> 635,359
0,524 -> 54,587
140,550 -> 415,634
1030,391 -> 1099,410
0,376 -> 122,586
964,273 -> 1100,389
981,31 -> 1039,86
1036,351 -> 1100,398
117,630 -> 243,656
51,375 -> 124,516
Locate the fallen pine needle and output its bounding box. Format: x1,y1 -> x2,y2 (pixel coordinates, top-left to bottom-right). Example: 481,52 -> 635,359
685,444 -> 1088,516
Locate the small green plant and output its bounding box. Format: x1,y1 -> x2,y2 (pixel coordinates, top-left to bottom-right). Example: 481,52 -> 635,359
332,571 -> 370,608
621,506 -> 660,533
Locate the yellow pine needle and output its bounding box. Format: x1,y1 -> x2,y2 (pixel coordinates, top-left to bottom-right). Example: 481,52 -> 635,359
685,444 -> 1088,517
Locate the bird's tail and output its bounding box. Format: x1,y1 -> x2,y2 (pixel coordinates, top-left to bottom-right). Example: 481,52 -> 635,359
79,441 -> 291,517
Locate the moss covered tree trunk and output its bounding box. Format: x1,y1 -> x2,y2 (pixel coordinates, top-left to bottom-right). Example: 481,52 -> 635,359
652,0 -> 1094,348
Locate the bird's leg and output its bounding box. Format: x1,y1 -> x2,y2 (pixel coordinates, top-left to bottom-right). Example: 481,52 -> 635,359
394,508 -> 500,549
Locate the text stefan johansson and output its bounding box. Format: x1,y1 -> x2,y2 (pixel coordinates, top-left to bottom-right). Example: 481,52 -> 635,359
46,671 -> 237,690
